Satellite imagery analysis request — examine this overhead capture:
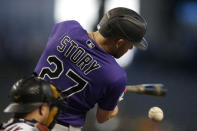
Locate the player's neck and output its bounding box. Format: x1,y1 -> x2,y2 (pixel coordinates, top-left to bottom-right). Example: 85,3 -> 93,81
88,31 -> 112,54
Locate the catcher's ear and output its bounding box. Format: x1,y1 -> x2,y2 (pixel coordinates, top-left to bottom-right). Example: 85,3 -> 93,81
39,104 -> 48,116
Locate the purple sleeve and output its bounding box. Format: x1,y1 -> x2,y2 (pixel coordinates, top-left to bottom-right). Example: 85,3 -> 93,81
97,76 -> 126,110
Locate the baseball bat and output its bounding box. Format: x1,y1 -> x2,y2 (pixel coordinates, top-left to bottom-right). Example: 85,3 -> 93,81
125,84 -> 167,97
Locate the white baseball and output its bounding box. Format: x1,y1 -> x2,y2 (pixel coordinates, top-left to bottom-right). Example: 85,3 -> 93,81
148,106 -> 164,122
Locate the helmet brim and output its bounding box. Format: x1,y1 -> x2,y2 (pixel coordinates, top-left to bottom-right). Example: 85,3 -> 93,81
133,37 -> 148,50
4,102 -> 43,113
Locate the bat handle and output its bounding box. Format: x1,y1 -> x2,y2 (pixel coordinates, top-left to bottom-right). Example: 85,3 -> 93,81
124,86 -> 145,93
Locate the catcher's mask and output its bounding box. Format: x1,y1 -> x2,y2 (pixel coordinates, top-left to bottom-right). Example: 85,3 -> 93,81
4,76 -> 64,128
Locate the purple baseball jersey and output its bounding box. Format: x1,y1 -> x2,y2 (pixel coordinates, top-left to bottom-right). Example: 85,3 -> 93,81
34,20 -> 126,126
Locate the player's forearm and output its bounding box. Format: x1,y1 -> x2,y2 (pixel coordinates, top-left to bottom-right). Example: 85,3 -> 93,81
110,106 -> 118,118
96,105 -> 119,123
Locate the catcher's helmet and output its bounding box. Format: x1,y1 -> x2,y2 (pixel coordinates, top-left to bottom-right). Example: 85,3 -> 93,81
97,7 -> 148,50
4,77 -> 62,113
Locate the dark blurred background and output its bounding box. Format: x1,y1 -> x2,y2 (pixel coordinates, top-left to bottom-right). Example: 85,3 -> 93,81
0,0 -> 197,131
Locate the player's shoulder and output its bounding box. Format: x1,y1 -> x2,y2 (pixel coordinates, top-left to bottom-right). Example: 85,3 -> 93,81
52,20 -> 84,36
50,20 -> 83,38
55,20 -> 81,29
4,122 -> 38,131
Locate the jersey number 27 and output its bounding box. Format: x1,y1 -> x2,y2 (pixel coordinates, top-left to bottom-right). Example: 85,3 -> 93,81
39,55 -> 88,97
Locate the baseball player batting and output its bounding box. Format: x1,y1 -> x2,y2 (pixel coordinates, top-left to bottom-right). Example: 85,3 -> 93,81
33,7 -> 148,131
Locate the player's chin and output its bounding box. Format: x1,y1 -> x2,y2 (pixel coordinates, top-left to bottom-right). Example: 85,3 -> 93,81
113,54 -> 121,59
114,52 -> 125,59
112,50 -> 126,59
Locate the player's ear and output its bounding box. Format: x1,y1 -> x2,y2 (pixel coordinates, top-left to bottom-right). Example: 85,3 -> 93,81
39,106 -> 43,115
39,104 -> 48,116
115,39 -> 124,48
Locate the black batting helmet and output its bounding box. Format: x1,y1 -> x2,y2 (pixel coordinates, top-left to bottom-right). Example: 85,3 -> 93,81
4,77 -> 62,113
97,7 -> 148,50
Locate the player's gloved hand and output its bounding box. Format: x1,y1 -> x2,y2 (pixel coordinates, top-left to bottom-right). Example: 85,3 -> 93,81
118,92 -> 125,102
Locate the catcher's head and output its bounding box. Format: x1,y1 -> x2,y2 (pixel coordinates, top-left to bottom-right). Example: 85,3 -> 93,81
97,7 -> 148,50
4,76 -> 64,128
